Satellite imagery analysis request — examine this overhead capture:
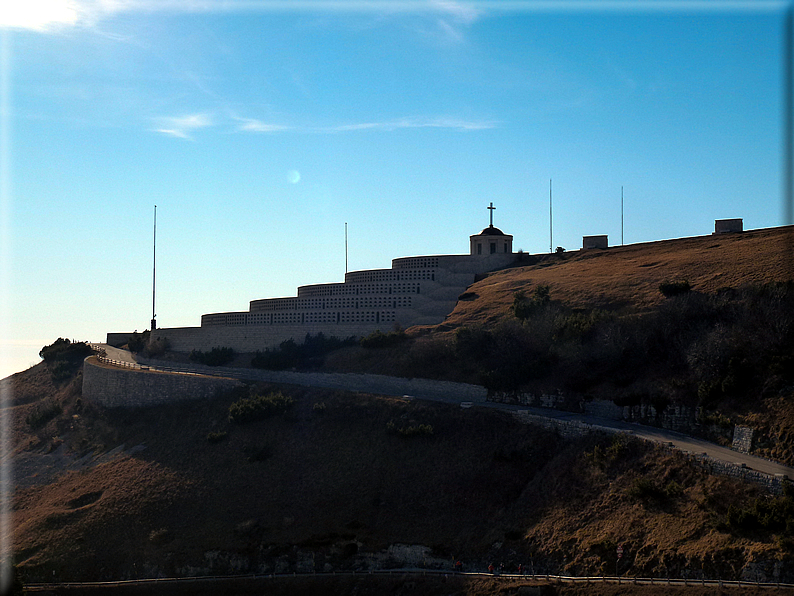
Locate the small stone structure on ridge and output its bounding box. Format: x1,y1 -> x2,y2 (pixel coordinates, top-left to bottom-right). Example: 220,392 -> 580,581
582,235 -> 608,249
714,218 -> 743,234
109,207 -> 516,354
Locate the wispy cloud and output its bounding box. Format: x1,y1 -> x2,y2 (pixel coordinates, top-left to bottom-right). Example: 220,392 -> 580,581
154,113 -> 493,138
235,118 -> 292,133
234,116 -> 497,133
326,117 -> 496,132
153,113 -> 213,139
429,0 -> 481,42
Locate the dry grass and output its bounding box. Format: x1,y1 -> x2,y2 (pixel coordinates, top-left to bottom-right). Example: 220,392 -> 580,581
437,226 -> 793,333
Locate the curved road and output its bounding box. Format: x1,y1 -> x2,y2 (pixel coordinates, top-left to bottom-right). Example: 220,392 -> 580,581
92,344 -> 794,480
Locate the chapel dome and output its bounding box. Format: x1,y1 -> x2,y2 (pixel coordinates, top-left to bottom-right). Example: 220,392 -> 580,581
478,225 -> 506,236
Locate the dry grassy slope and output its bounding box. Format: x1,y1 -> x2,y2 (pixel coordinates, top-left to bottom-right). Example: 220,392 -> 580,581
434,226 -> 793,333
10,362 -> 793,585
10,379 -> 568,580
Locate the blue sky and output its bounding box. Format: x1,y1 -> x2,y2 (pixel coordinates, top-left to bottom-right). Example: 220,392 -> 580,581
1,0 -> 790,378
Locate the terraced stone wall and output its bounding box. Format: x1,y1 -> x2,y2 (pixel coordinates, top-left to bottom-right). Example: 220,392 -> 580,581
82,357 -> 241,408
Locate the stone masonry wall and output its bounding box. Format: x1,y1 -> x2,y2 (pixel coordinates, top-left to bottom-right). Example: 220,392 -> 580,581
732,425 -> 755,453
82,357 -> 242,408
491,391 -> 699,434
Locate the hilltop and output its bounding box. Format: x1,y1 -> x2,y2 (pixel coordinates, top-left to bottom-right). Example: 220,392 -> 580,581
447,225 -> 793,323
5,225 -> 794,593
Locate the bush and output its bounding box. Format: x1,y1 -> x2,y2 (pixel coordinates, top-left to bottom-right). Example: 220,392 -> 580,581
26,400 -> 62,429
252,333 -> 356,370
553,309 -> 612,343
386,419 -> 434,437
127,331 -> 149,353
190,346 -> 235,367
626,478 -> 666,501
585,435 -> 631,470
360,328 -> 408,349
454,326 -> 492,360
724,486 -> 794,535
659,280 -> 691,297
511,285 -> 551,321
228,391 -> 295,424
50,360 -> 76,382
206,431 -> 228,444
144,336 -> 170,358
39,339 -> 92,362
664,480 -> 684,499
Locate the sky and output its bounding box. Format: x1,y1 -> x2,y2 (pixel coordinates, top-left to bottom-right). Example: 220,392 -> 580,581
0,0 -> 791,379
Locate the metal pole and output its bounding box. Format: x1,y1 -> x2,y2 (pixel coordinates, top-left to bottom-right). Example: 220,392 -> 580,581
784,5 -> 793,227
345,222 -> 348,274
549,179 -> 553,253
621,186 -> 624,246
151,205 -> 156,330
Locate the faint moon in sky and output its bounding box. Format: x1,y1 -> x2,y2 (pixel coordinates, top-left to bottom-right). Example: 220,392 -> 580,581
287,170 -> 301,184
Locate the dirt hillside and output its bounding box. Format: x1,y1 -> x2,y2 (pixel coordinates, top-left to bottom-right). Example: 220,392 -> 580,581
440,226 -> 793,332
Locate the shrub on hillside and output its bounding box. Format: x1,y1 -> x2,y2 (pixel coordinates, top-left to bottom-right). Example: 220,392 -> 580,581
127,331 -> 150,353
723,485 -> 794,535
252,333 -> 356,370
454,326 -> 492,360
206,431 -> 228,444
659,280 -> 691,297
511,285 -> 551,321
190,346 -> 235,367
228,391 -> 294,424
360,328 -> 408,349
26,400 -> 62,429
386,419 -> 434,437
50,360 -> 76,382
585,434 -> 631,471
553,309 -> 613,343
626,478 -> 667,502
144,336 -> 170,358
39,338 -> 92,362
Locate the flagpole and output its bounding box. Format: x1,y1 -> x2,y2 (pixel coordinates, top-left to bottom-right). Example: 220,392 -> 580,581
549,179 -> 553,253
151,205 -> 157,330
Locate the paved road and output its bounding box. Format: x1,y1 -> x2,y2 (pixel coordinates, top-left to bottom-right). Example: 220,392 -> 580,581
92,344 -> 794,479
482,402 -> 794,479
91,343 -> 138,364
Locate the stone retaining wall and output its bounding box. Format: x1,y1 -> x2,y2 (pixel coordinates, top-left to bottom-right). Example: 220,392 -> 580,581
732,425 -> 755,453
690,454 -> 789,495
511,410 -> 622,439
491,391 -> 699,433
82,357 -> 242,408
